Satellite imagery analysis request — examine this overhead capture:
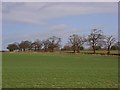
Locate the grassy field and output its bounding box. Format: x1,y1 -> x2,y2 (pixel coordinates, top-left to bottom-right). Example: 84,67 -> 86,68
2,52 -> 118,88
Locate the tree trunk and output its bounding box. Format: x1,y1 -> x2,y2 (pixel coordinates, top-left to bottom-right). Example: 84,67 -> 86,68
35,47 -> 36,51
44,49 -> 47,52
77,47 -> 80,53
38,47 -> 40,51
73,49 -> 75,53
44,47 -> 47,52
93,46 -> 96,54
107,47 -> 110,54
51,48 -> 54,52
73,45 -> 76,53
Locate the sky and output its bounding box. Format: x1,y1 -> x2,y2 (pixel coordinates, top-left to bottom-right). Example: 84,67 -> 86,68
2,2 -> 118,50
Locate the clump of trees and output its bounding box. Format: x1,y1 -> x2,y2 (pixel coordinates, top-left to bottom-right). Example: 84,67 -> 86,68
7,36 -> 61,52
7,29 -> 119,54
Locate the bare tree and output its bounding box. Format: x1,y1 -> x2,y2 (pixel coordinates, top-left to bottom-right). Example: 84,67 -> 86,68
36,39 -> 42,51
42,39 -> 50,52
7,43 -> 19,51
105,35 -> 116,54
76,35 -> 85,53
19,41 -> 32,51
48,36 -> 61,52
31,42 -> 37,51
32,39 -> 42,51
69,34 -> 85,53
88,29 -> 104,54
69,34 -> 77,53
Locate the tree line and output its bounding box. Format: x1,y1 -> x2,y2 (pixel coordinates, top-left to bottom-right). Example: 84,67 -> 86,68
7,29 -> 119,54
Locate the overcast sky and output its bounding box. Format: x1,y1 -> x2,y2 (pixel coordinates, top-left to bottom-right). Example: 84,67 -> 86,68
2,2 -> 118,50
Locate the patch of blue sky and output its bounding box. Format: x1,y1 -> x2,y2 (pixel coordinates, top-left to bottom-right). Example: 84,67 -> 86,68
48,13 -> 117,35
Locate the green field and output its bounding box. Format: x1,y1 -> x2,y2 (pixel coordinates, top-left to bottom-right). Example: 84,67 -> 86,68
2,52 -> 118,88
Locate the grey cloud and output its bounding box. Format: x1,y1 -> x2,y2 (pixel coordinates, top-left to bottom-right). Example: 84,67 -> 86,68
2,2 -> 117,24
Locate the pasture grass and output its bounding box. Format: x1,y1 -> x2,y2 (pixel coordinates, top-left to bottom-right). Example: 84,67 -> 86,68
2,52 -> 118,88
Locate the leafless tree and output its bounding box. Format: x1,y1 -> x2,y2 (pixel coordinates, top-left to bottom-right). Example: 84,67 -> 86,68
88,29 -> 104,54
76,35 -> 85,53
48,36 -> 61,52
32,39 -> 42,51
7,43 -> 19,51
69,34 -> 85,53
42,39 -> 50,52
105,35 -> 116,54
19,41 -> 32,51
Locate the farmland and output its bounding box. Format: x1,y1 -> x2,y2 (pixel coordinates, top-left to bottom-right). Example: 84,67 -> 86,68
2,52 -> 118,88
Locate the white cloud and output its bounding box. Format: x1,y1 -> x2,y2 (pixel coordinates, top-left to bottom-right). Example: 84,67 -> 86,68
1,0 -> 119,2
2,2 -> 117,24
49,24 -> 69,31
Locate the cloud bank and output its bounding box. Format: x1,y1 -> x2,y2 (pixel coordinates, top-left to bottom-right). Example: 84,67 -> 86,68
2,2 -> 117,24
